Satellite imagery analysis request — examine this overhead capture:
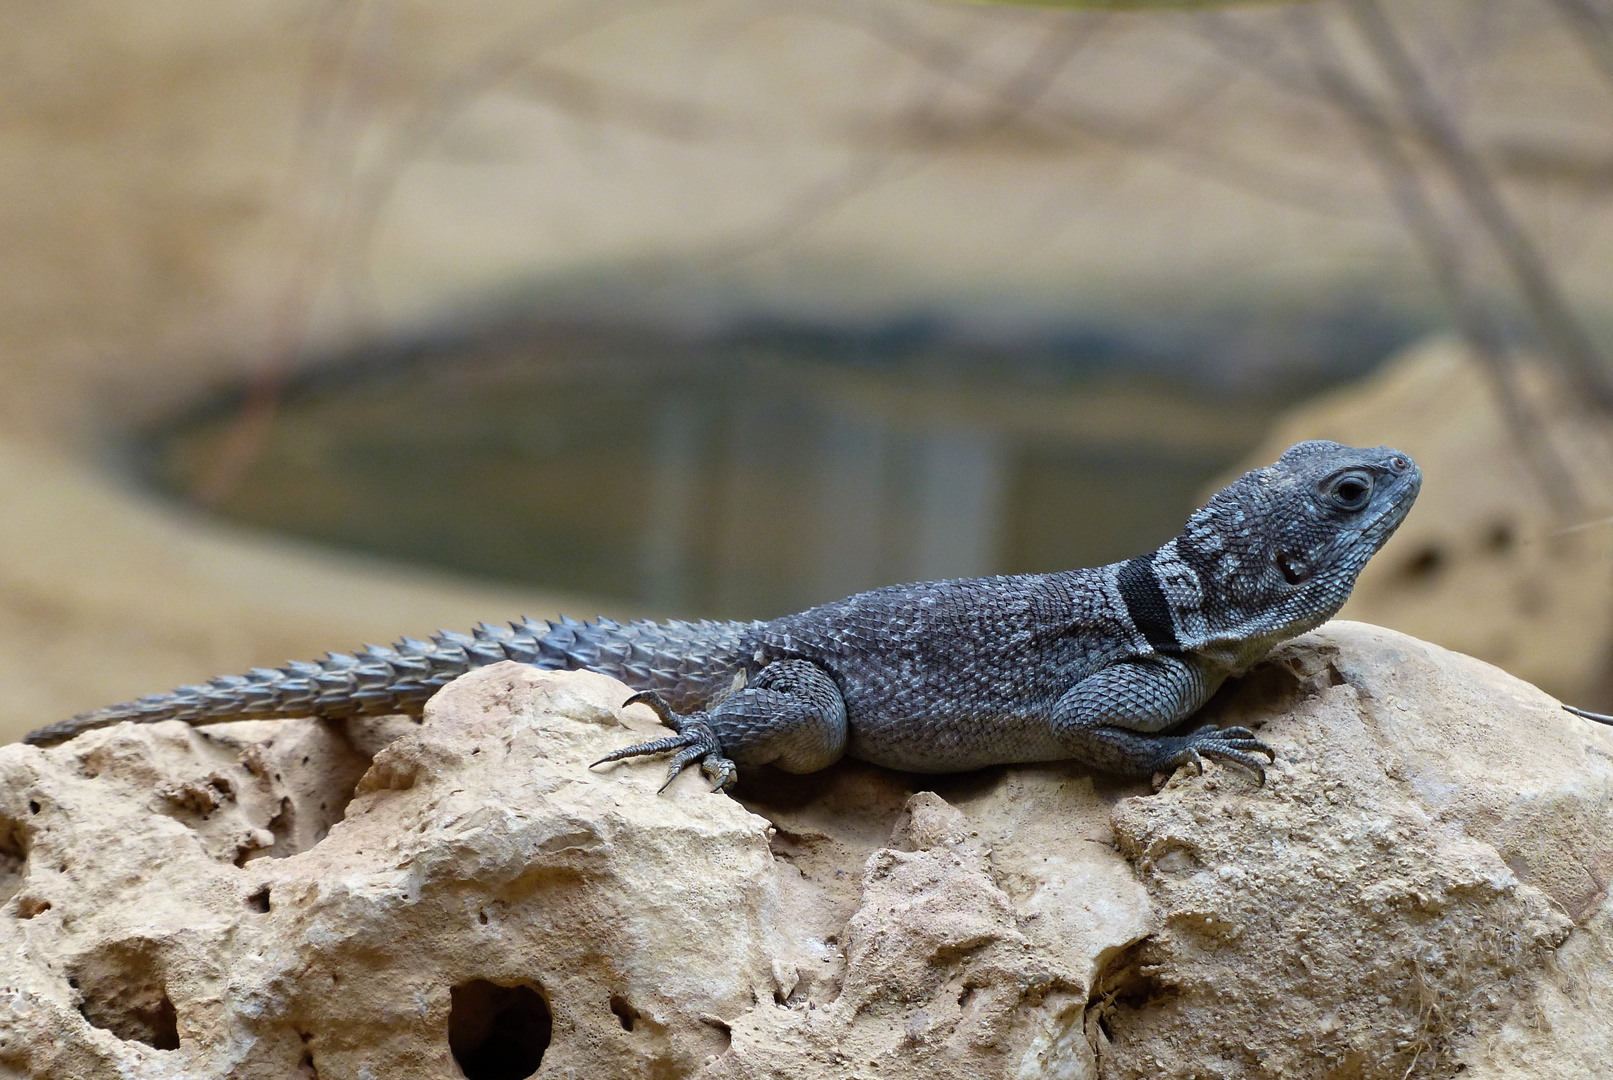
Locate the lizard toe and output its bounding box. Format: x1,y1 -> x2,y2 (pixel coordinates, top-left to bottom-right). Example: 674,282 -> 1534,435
592,712 -> 737,794
622,689 -> 685,731
1153,727 -> 1276,785
1191,733 -> 1275,760
592,734 -> 691,768
654,718 -> 736,792
700,752 -> 739,792
657,739 -> 712,792
1189,726 -> 1274,783
1189,725 -> 1275,758
1160,746 -> 1207,777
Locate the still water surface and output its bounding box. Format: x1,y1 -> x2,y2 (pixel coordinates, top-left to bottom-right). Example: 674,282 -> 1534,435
145,325 -> 1363,620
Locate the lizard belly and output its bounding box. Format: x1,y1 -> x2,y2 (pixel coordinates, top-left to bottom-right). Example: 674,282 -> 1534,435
843,710 -> 1068,773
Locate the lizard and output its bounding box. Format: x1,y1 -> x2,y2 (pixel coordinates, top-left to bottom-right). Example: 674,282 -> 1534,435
24,440 -> 1421,789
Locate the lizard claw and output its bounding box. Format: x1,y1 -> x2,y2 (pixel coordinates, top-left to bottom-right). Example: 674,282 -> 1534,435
622,689 -> 683,729
1164,725 -> 1276,785
592,694 -> 739,792
699,752 -> 738,791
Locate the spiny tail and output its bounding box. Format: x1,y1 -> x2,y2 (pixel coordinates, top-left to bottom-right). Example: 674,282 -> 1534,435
23,616 -> 761,746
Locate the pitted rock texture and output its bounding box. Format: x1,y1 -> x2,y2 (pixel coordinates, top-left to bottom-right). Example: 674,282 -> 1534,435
2,622 -> 1613,1079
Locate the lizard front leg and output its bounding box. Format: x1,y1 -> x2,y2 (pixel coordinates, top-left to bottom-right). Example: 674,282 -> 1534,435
1050,655 -> 1275,782
592,659 -> 848,791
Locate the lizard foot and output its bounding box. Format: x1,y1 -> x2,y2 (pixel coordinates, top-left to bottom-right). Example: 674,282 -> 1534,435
1162,724 -> 1276,785
591,690 -> 738,792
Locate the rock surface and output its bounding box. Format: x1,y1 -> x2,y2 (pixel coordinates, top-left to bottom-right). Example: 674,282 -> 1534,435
2,622 -> 1613,1079
4,1 -> 1613,751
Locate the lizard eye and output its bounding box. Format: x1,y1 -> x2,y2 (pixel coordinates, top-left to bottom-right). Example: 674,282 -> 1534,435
1327,471 -> 1373,511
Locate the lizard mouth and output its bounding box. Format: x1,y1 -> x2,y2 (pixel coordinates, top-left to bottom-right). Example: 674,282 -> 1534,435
1353,472 -> 1421,548
1306,470 -> 1422,581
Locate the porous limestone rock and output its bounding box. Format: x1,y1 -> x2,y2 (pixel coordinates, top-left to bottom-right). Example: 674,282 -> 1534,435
2,622 -> 1612,1079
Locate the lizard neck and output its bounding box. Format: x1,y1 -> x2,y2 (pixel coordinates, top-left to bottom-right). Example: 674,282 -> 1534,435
1114,536 -> 1340,675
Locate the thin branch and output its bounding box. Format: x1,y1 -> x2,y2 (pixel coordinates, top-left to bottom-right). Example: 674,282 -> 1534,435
195,0 -> 392,506
334,0 -> 653,324
1286,7 -> 1583,514
1345,0 -> 1613,414
1550,0 -> 1613,99
337,0 -> 1379,324
693,18 -> 1103,266
820,0 -> 1378,217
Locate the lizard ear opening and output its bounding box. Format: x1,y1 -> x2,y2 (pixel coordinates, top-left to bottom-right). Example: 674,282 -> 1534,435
1275,551 -> 1307,586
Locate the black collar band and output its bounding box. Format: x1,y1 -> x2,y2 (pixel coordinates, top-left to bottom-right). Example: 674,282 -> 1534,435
1118,553 -> 1181,653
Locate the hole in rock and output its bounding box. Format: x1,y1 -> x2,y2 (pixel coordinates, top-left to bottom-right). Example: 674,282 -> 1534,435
1198,662 -> 1306,734
609,994 -> 639,1031
70,941 -> 182,1049
247,887 -> 271,913
1085,939 -> 1172,1052
237,798 -> 298,867
28,800 -> 40,815
1485,521 -> 1516,554
1399,544 -> 1445,582
700,1013 -> 733,1051
0,816 -> 27,906
267,797 -> 295,847
448,980 -> 552,1080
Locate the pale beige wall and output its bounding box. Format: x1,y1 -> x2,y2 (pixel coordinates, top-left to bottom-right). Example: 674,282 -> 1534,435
8,0 -> 1613,445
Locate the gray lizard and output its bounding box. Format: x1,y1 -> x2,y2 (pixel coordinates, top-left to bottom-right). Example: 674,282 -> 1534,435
25,440 -> 1421,788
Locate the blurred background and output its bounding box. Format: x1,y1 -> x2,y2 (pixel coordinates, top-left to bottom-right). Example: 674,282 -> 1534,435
4,0 -> 1613,743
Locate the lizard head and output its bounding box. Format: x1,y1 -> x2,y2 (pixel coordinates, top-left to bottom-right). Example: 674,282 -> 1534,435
1175,440 -> 1421,645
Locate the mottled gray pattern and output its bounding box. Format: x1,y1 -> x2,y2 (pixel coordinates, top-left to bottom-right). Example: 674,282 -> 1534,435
27,442 -> 1421,788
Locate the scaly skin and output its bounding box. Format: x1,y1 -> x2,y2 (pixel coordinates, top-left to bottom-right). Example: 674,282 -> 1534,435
27,441 -> 1421,790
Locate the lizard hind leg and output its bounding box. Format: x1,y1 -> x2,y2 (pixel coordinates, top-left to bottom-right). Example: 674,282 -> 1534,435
592,660 -> 849,792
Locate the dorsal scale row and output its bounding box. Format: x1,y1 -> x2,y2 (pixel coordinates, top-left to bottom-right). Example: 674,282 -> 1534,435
23,616 -> 761,744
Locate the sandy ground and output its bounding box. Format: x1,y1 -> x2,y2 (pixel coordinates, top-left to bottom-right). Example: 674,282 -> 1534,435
0,438 -> 600,743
